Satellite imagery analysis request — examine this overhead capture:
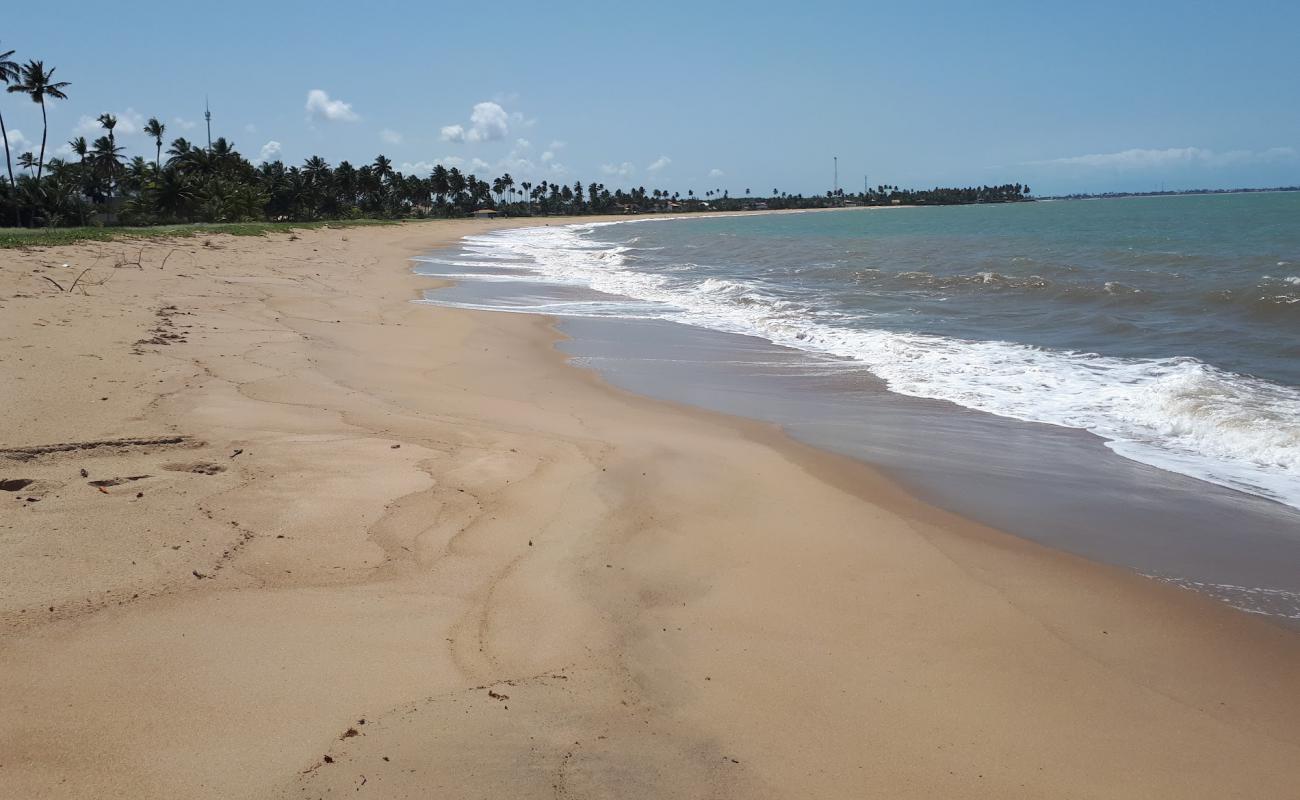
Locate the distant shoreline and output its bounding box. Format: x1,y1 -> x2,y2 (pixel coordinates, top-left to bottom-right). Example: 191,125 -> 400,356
1043,185 -> 1300,200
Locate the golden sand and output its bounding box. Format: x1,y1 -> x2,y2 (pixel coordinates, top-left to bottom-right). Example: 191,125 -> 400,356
1,219 -> 1297,798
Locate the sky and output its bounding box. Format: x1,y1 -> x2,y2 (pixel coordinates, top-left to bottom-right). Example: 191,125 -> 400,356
3,0 -> 1299,196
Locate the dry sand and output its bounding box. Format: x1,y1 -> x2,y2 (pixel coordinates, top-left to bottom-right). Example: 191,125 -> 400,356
1,218 -> 1297,799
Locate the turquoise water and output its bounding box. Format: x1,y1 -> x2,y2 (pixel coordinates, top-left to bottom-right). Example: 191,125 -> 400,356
422,194 -> 1300,510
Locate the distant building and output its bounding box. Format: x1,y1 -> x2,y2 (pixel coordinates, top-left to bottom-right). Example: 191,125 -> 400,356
472,208 -> 499,219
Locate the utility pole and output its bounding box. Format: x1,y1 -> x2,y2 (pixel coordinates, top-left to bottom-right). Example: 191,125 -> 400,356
833,156 -> 838,196
205,97 -> 212,152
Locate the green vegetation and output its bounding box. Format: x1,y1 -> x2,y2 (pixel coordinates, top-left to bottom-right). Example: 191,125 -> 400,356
0,219 -> 397,249
1,41 -> 1032,232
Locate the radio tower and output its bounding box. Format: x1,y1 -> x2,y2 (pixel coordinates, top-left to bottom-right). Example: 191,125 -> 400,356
833,156 -> 838,196
204,97 -> 213,151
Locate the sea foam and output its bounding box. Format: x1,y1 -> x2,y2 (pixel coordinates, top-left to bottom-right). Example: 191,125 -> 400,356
438,223 -> 1300,510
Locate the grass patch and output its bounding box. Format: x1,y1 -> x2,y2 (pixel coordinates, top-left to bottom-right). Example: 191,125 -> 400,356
0,219 -> 402,250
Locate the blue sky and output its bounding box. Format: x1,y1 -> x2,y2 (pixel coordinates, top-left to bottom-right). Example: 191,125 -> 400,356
4,0 -> 1298,195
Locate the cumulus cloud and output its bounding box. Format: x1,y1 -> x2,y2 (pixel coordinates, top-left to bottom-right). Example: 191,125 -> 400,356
515,138 -> 532,150
400,158 -> 485,174
441,101 -> 511,143
257,140 -> 282,163
406,155 -> 475,170
601,162 -> 635,178
305,89 -> 359,122
400,150 -> 552,178
541,150 -> 555,163
647,155 -> 672,172
468,103 -> 510,141
75,108 -> 146,137
708,168 -> 725,178
2,128 -> 30,151
399,161 -> 438,174
1027,146 -> 1297,170
172,117 -> 198,131
380,128 -> 403,145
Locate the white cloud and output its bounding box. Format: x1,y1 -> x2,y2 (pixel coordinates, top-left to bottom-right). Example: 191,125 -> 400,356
601,161 -> 636,178
257,140 -> 282,164
647,155 -> 672,172
400,151 -> 552,178
708,168 -> 725,178
75,108 -> 146,137
380,128 -> 403,145
305,89 -> 359,122
172,117 -> 197,131
541,150 -> 555,163
515,138 -> 532,150
2,129 -> 30,152
1028,146 -> 1298,170
441,101 -> 512,143
408,157 -> 465,170
468,102 -> 509,142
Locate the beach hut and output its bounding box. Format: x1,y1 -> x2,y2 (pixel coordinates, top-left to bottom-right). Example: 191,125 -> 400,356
473,208 -> 500,219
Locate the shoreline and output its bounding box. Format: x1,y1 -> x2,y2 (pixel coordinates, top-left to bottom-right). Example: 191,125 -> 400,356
2,218 -> 1298,797
420,212 -> 1300,622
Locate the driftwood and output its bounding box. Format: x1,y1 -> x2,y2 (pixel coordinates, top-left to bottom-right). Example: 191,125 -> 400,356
67,268 -> 92,293
115,246 -> 146,269
38,268 -> 92,294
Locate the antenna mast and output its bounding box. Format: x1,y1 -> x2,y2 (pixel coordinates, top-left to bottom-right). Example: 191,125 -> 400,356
205,97 -> 213,151
833,156 -> 838,196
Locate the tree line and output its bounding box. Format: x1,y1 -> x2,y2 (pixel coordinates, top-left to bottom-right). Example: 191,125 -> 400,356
1,45 -> 1031,229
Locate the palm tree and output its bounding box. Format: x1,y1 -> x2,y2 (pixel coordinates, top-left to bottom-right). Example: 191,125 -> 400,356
6,60 -> 70,181
429,164 -> 449,206
0,44 -> 19,190
372,154 -> 393,182
144,117 -> 165,172
97,114 -> 117,147
166,136 -> 194,166
17,150 -> 35,174
92,133 -> 124,223
68,135 -> 87,164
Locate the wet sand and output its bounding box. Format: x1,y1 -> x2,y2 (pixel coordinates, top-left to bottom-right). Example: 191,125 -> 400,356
548,314 -> 1300,621
1,218 -> 1298,798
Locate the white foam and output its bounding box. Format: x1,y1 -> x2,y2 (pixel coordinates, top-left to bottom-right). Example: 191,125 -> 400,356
434,223 -> 1300,510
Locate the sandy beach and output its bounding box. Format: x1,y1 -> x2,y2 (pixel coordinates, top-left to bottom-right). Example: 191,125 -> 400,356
2,218 -> 1298,798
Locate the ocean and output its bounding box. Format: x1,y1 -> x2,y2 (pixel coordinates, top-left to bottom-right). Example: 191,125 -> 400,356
414,193 -> 1300,620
